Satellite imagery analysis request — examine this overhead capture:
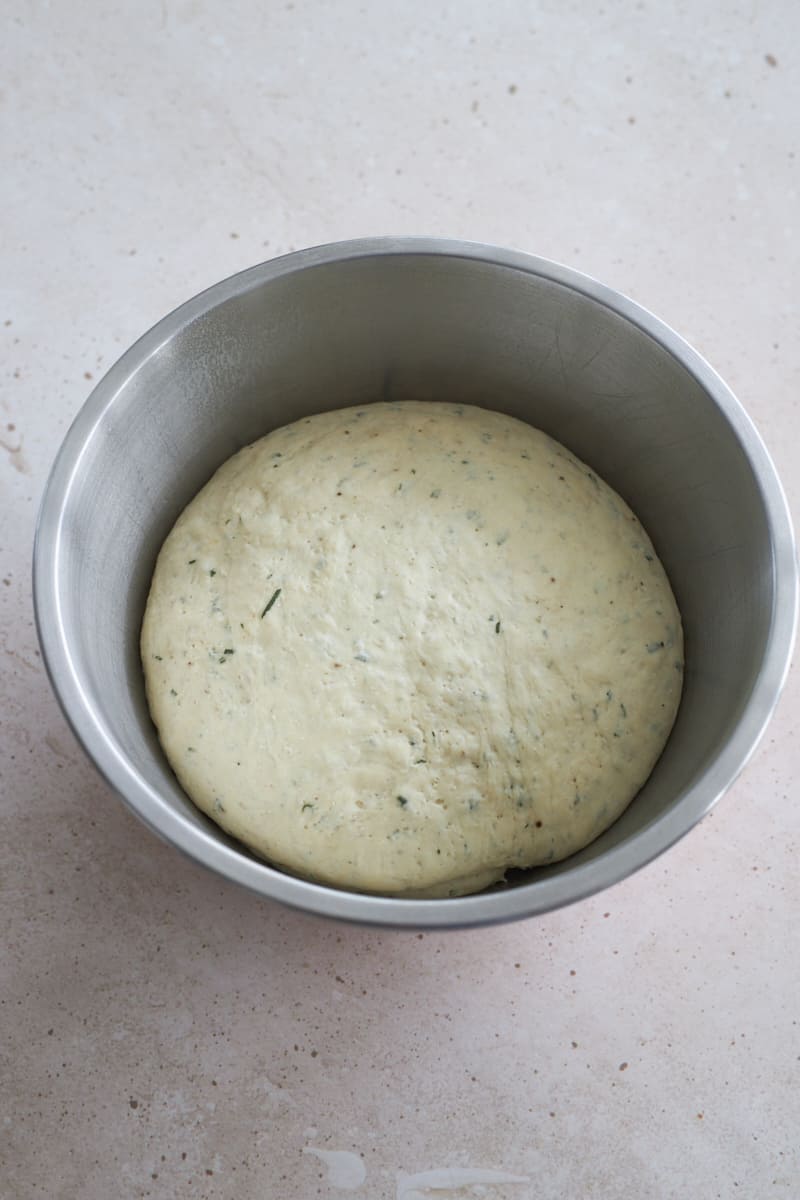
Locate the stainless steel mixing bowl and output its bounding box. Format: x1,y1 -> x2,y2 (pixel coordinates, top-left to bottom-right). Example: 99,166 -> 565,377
33,238 -> 797,927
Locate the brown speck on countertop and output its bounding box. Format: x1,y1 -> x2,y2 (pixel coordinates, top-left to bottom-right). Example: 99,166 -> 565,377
508,83 -> 517,94
0,433 -> 29,474
619,1062 -> 629,1071
84,371 -> 93,380
628,115 -> 636,124
697,1112 -> 704,1119
230,231 -> 240,239
765,53 -> 777,67
129,1098 -> 139,1109
3,319 -> 10,326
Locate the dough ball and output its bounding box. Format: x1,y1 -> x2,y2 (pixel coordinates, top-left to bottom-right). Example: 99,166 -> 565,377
141,402 -> 683,897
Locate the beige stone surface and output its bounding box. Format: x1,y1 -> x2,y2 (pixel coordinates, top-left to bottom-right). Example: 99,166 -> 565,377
1,2 -> 797,1197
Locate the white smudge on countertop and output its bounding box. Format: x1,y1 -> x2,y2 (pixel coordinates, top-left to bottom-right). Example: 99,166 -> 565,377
303,1148 -> 530,1196
303,1147 -> 368,1190
396,1167 -> 530,1197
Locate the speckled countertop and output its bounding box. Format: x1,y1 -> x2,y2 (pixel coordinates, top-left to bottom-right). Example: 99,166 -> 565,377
2,3 -> 798,1198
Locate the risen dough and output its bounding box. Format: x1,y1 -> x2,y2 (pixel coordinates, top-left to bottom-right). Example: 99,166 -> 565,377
141,402 -> 683,897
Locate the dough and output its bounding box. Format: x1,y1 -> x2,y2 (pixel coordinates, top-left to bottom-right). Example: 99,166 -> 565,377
141,402 -> 683,897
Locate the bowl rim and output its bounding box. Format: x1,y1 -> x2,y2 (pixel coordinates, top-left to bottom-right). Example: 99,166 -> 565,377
32,236 -> 799,928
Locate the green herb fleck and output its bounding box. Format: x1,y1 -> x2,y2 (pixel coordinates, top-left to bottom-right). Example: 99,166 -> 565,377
430,488 -> 441,498
301,802 -> 314,813
647,641 -> 665,653
620,702 -> 627,718
495,621 -> 501,634
209,568 -> 216,577
153,655 -> 163,661
260,587 -> 282,618
188,559 -> 196,565
223,648 -> 234,655
187,746 -> 196,752
397,795 -> 409,808
170,688 -> 178,697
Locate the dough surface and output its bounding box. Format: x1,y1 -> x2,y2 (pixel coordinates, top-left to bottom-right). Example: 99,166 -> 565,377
141,402 -> 683,897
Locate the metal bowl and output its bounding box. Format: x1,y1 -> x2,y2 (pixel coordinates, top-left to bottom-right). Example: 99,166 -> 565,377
33,239 -> 797,927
